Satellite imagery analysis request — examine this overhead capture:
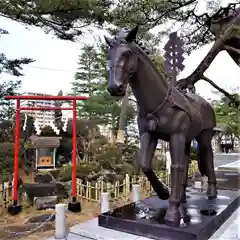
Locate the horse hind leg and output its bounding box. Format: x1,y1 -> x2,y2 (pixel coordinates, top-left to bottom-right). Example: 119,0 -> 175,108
180,142 -> 191,203
196,129 -> 217,199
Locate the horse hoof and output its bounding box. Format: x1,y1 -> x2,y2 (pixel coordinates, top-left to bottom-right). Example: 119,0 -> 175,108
179,205 -> 191,223
208,195 -> 217,200
182,199 -> 187,203
164,208 -> 180,227
182,214 -> 191,223
157,187 -> 170,200
181,196 -> 188,203
165,219 -> 180,227
160,193 -> 170,200
207,187 -> 217,200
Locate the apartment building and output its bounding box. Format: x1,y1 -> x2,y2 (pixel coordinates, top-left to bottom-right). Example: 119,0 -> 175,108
21,92 -> 55,127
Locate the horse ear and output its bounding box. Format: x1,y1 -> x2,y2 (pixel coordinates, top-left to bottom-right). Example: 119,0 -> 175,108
126,26 -> 139,42
104,36 -> 112,46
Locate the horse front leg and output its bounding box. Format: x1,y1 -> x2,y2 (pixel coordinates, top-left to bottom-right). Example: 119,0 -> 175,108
138,132 -> 169,200
164,133 -> 186,227
179,142 -> 191,223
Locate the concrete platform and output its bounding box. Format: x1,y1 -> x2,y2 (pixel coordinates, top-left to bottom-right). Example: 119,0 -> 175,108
47,206 -> 240,240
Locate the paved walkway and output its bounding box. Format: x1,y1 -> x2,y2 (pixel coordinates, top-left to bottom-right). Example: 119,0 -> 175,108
47,205 -> 240,240
209,206 -> 240,240
217,160 -> 240,171
214,153 -> 240,170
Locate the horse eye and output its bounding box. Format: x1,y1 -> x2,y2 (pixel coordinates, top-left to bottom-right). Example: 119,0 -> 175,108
118,60 -> 125,66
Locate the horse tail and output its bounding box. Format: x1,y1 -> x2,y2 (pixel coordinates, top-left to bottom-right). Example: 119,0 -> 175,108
196,144 -> 208,177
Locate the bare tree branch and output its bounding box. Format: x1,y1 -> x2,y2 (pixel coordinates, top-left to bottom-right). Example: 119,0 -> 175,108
201,75 -> 240,108
177,10 -> 240,92
144,0 -> 197,29
224,45 -> 240,55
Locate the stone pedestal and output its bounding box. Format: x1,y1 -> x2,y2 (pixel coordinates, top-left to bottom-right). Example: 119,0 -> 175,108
99,190 -> 240,240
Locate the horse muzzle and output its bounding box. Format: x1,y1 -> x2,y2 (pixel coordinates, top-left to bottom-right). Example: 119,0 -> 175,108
107,83 -> 125,96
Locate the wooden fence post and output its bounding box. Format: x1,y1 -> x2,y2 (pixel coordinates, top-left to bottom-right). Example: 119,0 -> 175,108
125,174 -> 130,196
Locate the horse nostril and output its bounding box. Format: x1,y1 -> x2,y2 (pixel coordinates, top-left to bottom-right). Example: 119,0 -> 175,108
107,84 -> 124,96
119,84 -> 124,90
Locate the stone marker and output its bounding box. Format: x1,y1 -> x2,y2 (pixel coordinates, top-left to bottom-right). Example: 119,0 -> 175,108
34,173 -> 53,183
24,213 -> 55,224
34,196 -> 57,210
23,182 -> 68,202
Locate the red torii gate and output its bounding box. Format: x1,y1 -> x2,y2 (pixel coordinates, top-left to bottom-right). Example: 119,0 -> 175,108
4,95 -> 88,215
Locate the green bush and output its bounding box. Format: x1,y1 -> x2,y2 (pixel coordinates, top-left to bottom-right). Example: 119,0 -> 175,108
0,142 -> 14,158
76,162 -> 101,179
95,144 -> 119,164
49,169 -> 60,179
58,144 -> 174,183
115,162 -> 138,175
58,162 -> 101,181
0,143 -> 15,183
190,146 -> 198,160
58,164 -> 72,182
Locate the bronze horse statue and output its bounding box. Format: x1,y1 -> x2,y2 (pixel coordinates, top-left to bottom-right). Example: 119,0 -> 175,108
105,26 -> 217,227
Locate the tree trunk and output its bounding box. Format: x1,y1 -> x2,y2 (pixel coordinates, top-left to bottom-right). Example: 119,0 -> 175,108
110,118 -> 116,144
231,134 -> 235,151
116,84 -> 131,160
178,11 -> 240,88
192,12 -> 240,83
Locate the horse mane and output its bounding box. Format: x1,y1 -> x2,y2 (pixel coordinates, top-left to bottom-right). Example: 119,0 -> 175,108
111,29 -> 151,56
111,29 -> 155,65
134,40 -> 151,55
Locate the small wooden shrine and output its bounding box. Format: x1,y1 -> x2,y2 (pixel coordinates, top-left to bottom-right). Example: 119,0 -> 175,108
30,135 -> 62,170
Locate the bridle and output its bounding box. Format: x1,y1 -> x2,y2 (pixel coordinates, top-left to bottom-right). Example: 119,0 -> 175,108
108,44 -> 138,87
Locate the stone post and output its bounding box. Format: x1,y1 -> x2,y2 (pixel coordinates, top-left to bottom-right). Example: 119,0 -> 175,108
132,184 -> 141,202
55,204 -> 67,239
101,192 -> 110,214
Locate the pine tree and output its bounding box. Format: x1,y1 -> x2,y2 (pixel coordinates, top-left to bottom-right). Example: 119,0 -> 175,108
71,41 -> 136,142
72,45 -> 100,96
0,0 -> 112,41
213,91 -> 240,139
0,29 -> 34,120
71,44 -> 104,119
1,0 -> 233,51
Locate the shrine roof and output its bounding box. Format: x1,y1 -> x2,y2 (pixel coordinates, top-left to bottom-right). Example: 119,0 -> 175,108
29,135 -> 62,148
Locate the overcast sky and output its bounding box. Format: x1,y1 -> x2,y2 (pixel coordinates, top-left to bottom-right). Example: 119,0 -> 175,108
1,0 -> 240,101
